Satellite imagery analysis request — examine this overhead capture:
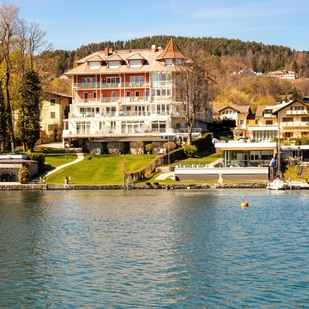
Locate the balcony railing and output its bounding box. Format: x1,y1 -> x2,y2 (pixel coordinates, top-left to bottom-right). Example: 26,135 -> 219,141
263,113 -> 277,118
73,96 -> 176,105
73,80 -> 174,89
227,159 -> 270,167
281,121 -> 308,127
73,82 -> 151,89
286,110 -> 307,115
69,111 -> 171,119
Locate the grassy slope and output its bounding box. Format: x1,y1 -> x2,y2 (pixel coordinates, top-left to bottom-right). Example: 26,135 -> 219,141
171,152 -> 222,166
44,153 -> 77,168
46,154 -> 157,184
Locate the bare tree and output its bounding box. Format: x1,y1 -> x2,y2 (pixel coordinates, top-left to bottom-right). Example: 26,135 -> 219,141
175,47 -> 214,144
0,4 -> 20,150
0,4 -> 51,151
27,21 -> 53,70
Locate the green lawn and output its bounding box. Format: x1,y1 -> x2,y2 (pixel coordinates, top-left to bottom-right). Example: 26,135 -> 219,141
170,152 -> 223,166
46,154 -> 157,184
44,152 -> 77,172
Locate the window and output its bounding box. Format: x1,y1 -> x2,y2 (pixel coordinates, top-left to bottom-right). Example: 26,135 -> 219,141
108,61 -> 120,68
151,121 -> 166,132
50,112 -> 56,119
93,92 -> 97,99
48,124 -> 57,131
106,77 -> 120,86
165,59 -> 173,66
50,99 -> 56,106
151,72 -> 172,87
76,121 -> 90,134
129,60 -> 142,68
130,76 -> 145,86
89,61 -> 101,69
111,91 -> 117,102
283,117 -> 293,122
266,120 -> 273,125
110,121 -> 116,132
81,77 -> 96,88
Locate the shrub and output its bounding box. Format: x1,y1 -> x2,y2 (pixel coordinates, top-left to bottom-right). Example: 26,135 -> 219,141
145,143 -> 153,153
163,141 -> 177,152
28,152 -> 45,172
183,144 -> 197,157
18,166 -> 30,184
192,133 -> 214,153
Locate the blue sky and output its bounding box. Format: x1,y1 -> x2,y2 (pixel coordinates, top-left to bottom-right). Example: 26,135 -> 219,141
10,0 -> 309,51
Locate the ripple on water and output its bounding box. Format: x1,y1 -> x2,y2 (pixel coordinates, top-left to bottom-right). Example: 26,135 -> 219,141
0,189 -> 308,307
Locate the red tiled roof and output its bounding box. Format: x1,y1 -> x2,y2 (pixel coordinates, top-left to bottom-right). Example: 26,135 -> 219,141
106,53 -> 124,61
156,38 -> 186,60
126,53 -> 146,60
87,54 -> 104,62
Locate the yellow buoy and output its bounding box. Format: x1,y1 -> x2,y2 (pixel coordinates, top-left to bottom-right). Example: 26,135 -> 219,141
241,201 -> 249,208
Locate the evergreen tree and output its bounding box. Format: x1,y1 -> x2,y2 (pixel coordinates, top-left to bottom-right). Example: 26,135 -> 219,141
0,81 -> 7,151
18,70 -> 41,151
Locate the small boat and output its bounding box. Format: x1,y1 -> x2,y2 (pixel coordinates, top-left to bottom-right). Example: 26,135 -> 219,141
267,178 -> 287,190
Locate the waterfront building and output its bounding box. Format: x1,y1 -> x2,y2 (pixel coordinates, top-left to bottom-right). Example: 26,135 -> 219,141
63,39 -> 212,154
0,154 -> 38,182
214,141 -> 276,167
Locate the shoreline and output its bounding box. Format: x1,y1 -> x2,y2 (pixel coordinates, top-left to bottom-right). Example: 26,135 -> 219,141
0,182 -> 268,190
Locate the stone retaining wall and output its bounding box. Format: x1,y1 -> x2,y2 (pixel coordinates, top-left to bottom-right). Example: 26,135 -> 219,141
0,182 -> 268,190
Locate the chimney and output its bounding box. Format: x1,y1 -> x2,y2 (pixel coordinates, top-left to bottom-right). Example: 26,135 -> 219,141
104,48 -> 109,56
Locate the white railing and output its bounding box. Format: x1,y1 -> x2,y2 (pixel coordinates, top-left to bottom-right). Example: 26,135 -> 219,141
286,110 -> 307,115
72,96 -> 178,105
281,121 -> 308,127
73,82 -> 151,89
69,112 -> 171,119
263,114 -> 277,118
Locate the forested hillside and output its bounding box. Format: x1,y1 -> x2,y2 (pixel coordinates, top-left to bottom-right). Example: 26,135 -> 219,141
39,35 -> 309,108
40,35 -> 309,77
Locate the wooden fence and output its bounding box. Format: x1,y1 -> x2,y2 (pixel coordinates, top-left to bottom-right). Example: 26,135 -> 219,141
123,149 -> 184,186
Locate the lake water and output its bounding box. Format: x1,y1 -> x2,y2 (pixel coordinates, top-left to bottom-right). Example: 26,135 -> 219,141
0,189 -> 308,308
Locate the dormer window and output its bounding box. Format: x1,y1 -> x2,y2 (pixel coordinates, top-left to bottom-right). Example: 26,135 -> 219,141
88,61 -> 101,70
129,60 -> 142,68
108,61 -> 120,68
165,59 -> 173,66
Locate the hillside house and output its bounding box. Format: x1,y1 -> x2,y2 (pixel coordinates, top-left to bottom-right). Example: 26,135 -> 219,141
40,92 -> 72,143
212,105 -> 252,138
267,70 -> 297,79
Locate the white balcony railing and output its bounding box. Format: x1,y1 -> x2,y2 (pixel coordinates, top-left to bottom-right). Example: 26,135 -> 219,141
73,80 -> 174,90
72,96 -> 176,105
263,114 -> 277,118
73,82 -> 152,89
286,110 -> 307,115
281,121 -> 308,127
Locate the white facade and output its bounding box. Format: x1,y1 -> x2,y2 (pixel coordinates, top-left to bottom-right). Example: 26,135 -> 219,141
63,40 -> 211,147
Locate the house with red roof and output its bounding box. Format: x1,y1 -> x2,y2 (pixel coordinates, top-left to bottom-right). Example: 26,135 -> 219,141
63,39 -> 212,153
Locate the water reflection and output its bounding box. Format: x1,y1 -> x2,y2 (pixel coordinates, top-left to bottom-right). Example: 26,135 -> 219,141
0,190 -> 308,307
